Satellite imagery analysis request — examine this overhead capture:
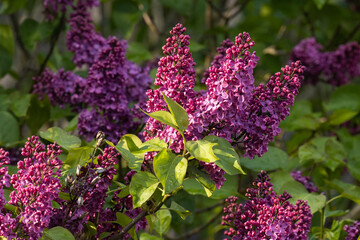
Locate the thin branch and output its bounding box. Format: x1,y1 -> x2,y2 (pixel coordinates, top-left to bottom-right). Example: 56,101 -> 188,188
343,21 -> 360,43
165,210 -> 223,240
138,3 -> 160,36
109,200 -> 166,240
37,12 -> 66,76
206,0 -> 226,19
227,0 -> 251,20
9,13 -> 31,59
194,200 -> 224,214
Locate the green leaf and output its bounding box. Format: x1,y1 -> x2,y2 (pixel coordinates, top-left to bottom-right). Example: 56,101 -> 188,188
242,146 -> 289,171
40,127 -> 81,151
116,134 -> 144,172
153,149 -> 187,194
0,0 -> 28,14
19,18 -> 39,51
330,179 -> 360,205
10,93 -> 32,117
151,207 -> 172,236
65,115 -> 79,132
313,0 -> 326,9
185,139 -> 218,163
134,138 -> 168,154
139,233 -> 163,240
325,85 -> 360,112
0,45 -> 12,78
0,111 -> 19,145
142,110 -> 179,131
129,171 -> 160,208
186,166 -> 216,197
203,135 -> 245,175
84,221 -> 97,237
126,42 -> 153,63
63,147 -> 94,170
270,171 -> 326,214
328,109 -> 359,125
169,201 -> 191,220
0,24 -> 14,54
26,96 -> 51,134
43,227 -> 75,240
346,135 -> 360,181
162,93 -> 189,132
115,212 -> 137,240
211,174 -> 239,200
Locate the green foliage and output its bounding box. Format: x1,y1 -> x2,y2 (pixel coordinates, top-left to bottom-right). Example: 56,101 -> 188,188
40,127 -> 81,151
42,227 -> 75,240
129,171 -> 160,208
0,111 -> 19,145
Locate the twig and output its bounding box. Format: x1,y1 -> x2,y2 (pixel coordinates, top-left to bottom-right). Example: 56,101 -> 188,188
9,13 -> 31,59
343,21 -> 360,43
206,0 -> 226,19
109,200 -> 166,240
138,3 -> 160,36
37,12 -> 66,76
165,210 -> 223,240
194,200 -> 224,214
227,0 -> 251,20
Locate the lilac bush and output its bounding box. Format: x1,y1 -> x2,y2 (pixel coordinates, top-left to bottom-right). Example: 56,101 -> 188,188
344,220 -> 360,240
222,171 -> 312,240
291,171 -> 318,193
290,38 -> 360,86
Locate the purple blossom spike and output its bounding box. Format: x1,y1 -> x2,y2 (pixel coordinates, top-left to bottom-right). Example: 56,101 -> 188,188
222,171 -> 312,240
8,136 -> 62,239
67,0 -> 107,67
344,220 -> 360,240
291,170 -> 318,193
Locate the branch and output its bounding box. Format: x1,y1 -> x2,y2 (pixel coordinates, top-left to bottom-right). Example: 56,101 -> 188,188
109,200 -> 166,240
194,200 -> 224,214
206,0 -> 226,19
9,13 -> 31,59
37,12 -> 66,76
165,210 -> 223,240
343,21 -> 360,43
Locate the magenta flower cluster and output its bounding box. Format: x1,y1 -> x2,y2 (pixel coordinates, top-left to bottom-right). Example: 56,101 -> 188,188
42,0 -> 98,20
222,171 -> 312,240
145,24 -> 304,188
34,0 -> 152,142
291,171 -> 318,193
0,136 -> 63,239
290,37 -> 360,86
344,220 -> 360,240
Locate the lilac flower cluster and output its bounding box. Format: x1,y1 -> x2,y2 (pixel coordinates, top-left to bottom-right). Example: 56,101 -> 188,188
35,1 -> 152,143
291,171 -> 318,193
344,220 -> 360,240
222,171 -> 312,240
0,137 -> 62,239
290,38 -> 360,86
145,24 -> 304,188
42,0 -> 99,20
66,0 -> 107,67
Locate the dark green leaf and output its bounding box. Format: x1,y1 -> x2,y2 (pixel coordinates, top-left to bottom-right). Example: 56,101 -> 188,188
0,24 -> 14,54
330,179 -> 360,205
186,166 -> 216,197
63,147 -> 94,170
0,111 -> 19,145
115,212 -> 137,240
129,171 -> 159,208
153,149 -> 187,194
19,18 -> 39,50
126,42 -> 153,63
84,221 -> 97,237
325,85 -> 360,112
26,96 -> 51,134
40,127 -> 81,151
10,93 -> 32,117
0,45 -> 12,78
0,0 -> 28,14
313,0 -> 326,9
241,146 -> 288,171
203,135 -> 245,175
43,227 -> 75,240
169,201 -> 191,220
185,139 -> 218,163
162,92 -> 189,132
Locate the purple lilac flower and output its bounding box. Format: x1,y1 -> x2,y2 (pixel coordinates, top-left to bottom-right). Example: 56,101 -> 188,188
291,171 -> 318,193
290,38 -> 360,86
33,68 -> 86,110
7,136 -> 63,240
344,220 -> 360,240
222,171 -> 312,240
42,0 -> 99,20
241,61 -> 304,158
66,0 -> 107,67
78,37 -> 152,142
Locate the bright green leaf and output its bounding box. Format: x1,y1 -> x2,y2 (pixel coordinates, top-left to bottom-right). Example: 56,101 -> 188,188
116,135 -> 144,172
134,138 -> 168,154
325,85 -> 360,112
313,0 -> 326,9
169,201 -> 191,220
151,207 -> 172,236
40,127 -> 81,151
129,171 -> 159,208
63,146 -> 94,170
153,149 -> 188,194
142,110 -> 179,131
162,93 -> 189,132
203,135 -> 245,175
186,166 -> 216,197
185,139 -> 218,163
43,227 -> 75,240
328,109 -> 359,125
139,233 -> 163,240
0,111 -> 19,145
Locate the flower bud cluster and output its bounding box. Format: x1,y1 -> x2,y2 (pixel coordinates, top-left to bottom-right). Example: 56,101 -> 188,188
344,220 -> 360,240
290,38 -> 360,86
222,171 -> 312,239
291,171 -> 318,193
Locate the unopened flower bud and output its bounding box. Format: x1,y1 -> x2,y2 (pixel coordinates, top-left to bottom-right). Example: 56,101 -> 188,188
77,196 -> 84,205
90,176 -> 101,185
76,164 -> 81,176
96,167 -> 106,174
96,131 -> 105,147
